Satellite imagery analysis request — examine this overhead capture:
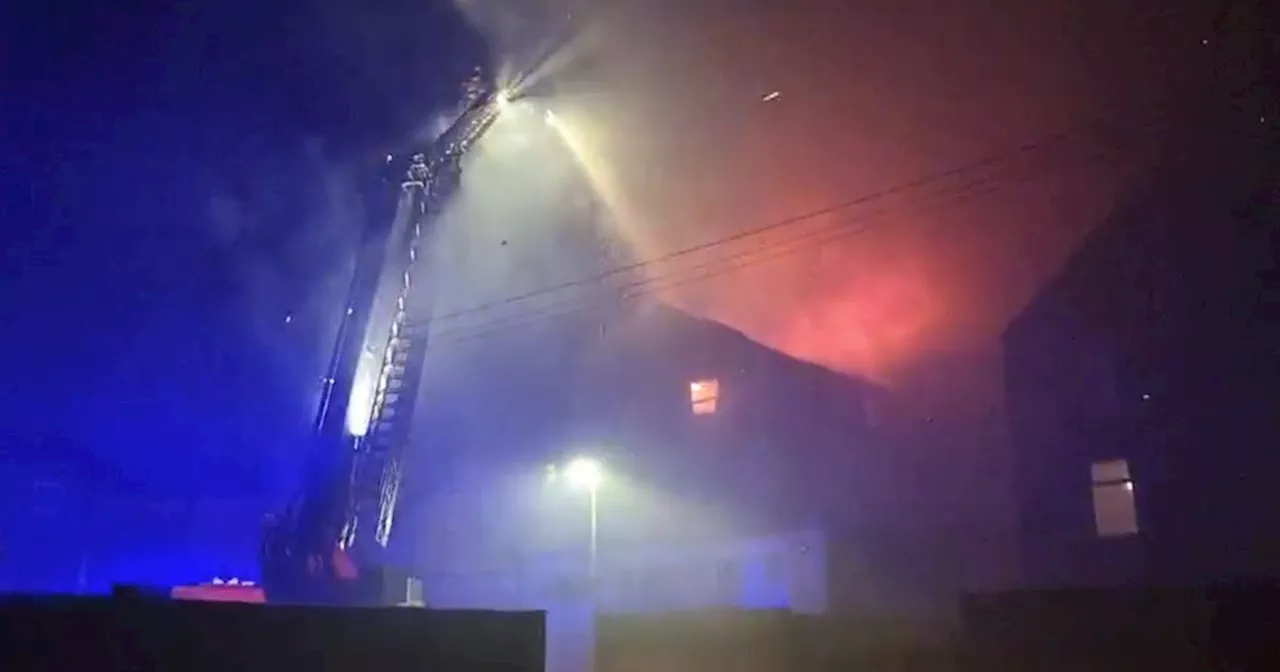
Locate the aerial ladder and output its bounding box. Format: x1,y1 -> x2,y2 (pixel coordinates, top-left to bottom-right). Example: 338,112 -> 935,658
261,73 -> 509,605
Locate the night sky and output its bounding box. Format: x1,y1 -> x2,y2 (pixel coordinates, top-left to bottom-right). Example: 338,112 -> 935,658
3,0 -> 486,497
2,0 -> 1273,585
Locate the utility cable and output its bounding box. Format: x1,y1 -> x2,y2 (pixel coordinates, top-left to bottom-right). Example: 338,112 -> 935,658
406,103 -> 1181,332
423,119 -> 1172,349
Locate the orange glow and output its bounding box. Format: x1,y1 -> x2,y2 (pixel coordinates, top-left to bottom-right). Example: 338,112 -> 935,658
458,0 -> 1143,388
772,257 -> 946,382
690,378 -> 719,415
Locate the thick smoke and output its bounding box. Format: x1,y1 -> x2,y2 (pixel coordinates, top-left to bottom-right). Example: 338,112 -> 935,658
444,0 -> 1210,386
434,0 -> 1221,591
198,140 -> 366,493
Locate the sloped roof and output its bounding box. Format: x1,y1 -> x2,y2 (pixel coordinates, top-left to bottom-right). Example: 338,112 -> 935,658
1005,122 -> 1276,350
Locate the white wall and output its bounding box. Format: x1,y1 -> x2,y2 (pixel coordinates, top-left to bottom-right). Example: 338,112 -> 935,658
419,529 -> 826,672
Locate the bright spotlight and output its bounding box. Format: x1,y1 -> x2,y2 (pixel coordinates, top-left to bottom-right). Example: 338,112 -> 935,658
565,457 -> 604,491
495,89 -> 512,110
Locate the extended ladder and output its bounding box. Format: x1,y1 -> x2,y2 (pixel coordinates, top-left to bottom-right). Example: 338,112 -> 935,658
340,99 -> 501,554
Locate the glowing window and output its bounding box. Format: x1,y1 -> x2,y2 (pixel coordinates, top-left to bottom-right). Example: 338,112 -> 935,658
1091,459 -> 1138,537
689,379 -> 720,415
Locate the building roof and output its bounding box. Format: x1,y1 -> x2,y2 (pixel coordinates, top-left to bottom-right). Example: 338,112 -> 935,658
1004,121 -> 1277,356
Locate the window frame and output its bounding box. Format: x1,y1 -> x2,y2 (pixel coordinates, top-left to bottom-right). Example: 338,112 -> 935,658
689,378 -> 720,415
1090,458 -> 1138,538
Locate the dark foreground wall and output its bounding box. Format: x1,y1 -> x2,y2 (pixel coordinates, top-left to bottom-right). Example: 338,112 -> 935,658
597,609 -> 957,672
962,584 -> 1280,672
597,609 -> 796,672
0,594 -> 544,672
597,586 -> 1280,672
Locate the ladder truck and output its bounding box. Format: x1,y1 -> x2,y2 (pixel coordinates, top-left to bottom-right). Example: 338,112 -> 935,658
261,75 -> 510,606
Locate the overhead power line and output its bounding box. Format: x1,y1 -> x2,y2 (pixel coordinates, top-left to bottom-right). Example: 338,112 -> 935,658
420,113 -> 1182,350
419,169 -> 1002,336
407,104 -> 1180,334
426,181 -> 1006,349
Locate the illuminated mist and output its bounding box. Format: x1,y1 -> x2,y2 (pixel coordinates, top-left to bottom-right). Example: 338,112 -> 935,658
3,0 -> 1237,597
434,0 -> 1227,590
449,0 -> 1215,384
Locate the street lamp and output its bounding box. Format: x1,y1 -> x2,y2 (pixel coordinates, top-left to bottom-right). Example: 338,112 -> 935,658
565,457 -> 604,492
559,457 -> 604,588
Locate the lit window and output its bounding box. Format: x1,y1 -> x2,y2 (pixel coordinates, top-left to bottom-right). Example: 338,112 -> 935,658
1091,459 -> 1138,537
689,379 -> 720,415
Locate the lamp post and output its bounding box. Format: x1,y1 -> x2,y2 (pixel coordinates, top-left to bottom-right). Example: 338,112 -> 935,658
563,457 -> 604,584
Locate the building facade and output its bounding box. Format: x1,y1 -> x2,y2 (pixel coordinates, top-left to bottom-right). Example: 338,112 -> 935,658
366,95 -> 889,589
401,299 -> 883,585
331,94 -> 956,672
395,296 -> 877,672
1004,124 -> 1280,587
